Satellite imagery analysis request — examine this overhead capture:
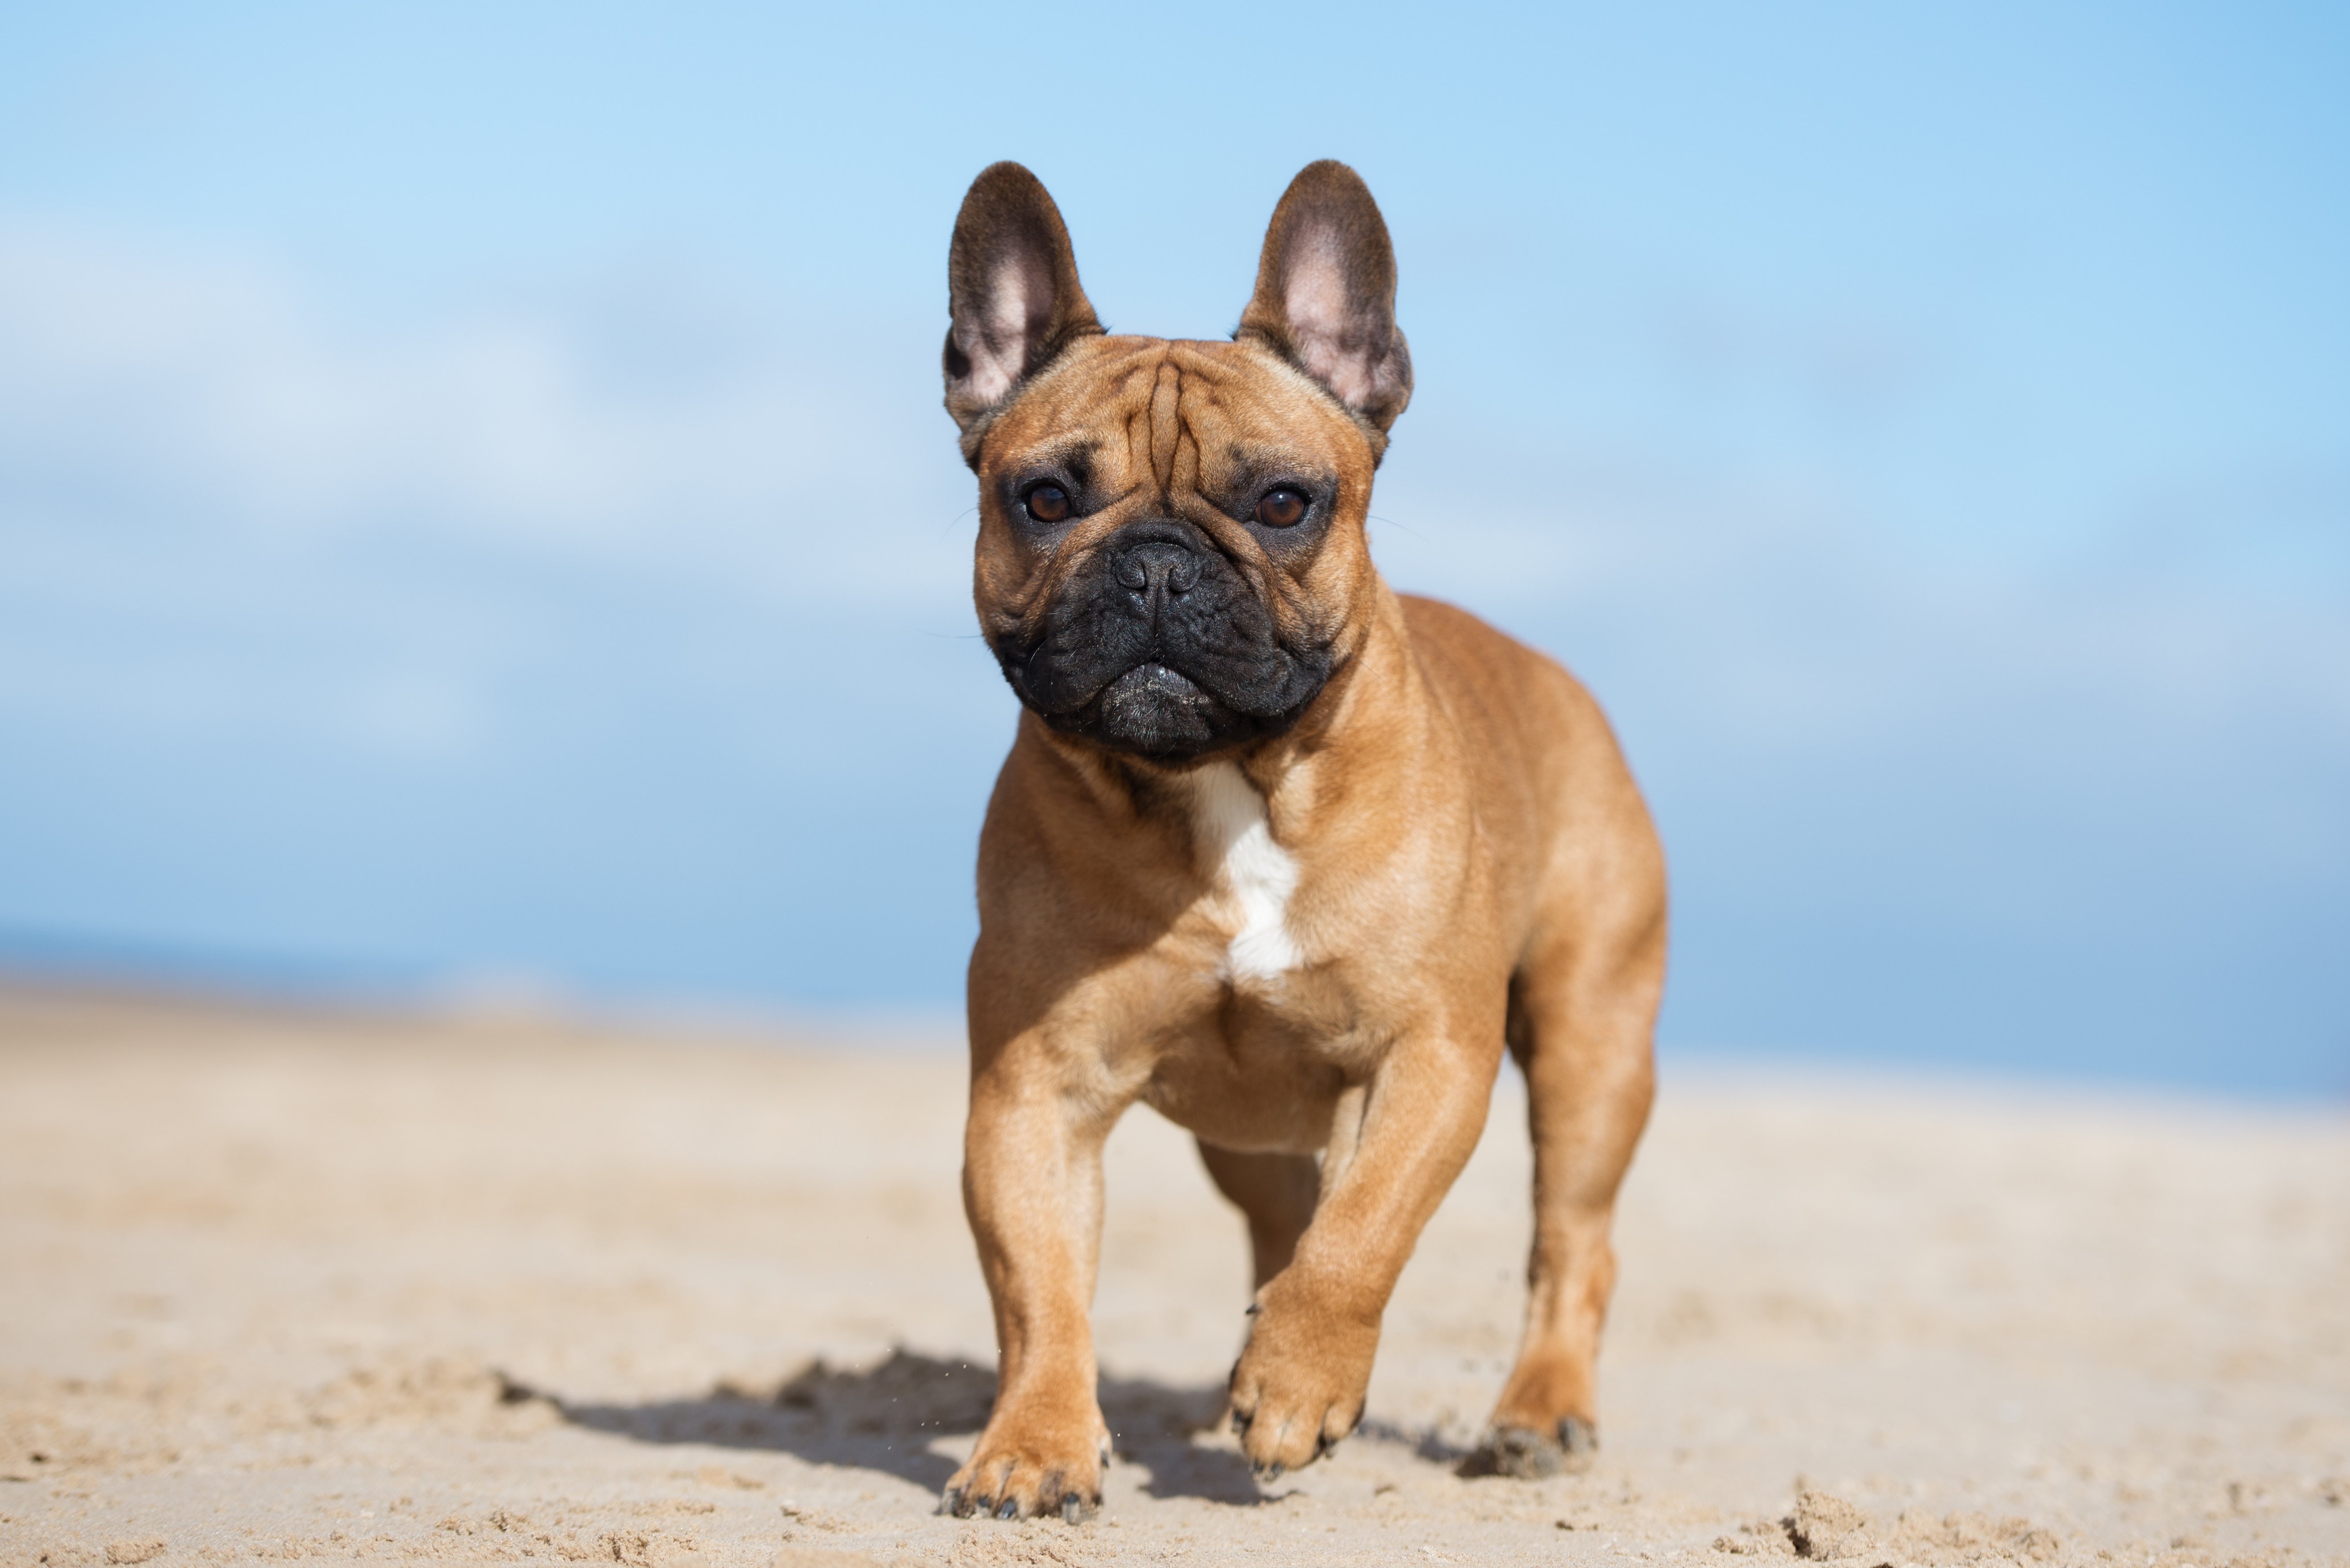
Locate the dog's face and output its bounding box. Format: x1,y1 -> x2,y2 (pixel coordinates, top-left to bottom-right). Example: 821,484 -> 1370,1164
943,162 -> 1412,764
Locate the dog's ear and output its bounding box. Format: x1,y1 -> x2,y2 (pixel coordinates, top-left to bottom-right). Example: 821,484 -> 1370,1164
944,163 -> 1101,440
1238,160 -> 1412,436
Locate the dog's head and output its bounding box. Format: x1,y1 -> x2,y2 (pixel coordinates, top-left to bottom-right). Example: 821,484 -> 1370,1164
945,161 -> 1411,765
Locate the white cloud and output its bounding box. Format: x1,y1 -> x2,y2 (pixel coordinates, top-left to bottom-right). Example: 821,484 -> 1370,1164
0,222 -> 959,568
0,222 -> 990,762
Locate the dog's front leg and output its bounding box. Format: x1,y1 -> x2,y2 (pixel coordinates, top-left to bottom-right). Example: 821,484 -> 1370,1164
944,1035 -> 1120,1523
1227,1021 -> 1501,1479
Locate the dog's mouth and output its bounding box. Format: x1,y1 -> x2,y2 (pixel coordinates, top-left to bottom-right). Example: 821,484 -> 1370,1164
1088,661 -> 1218,757
1107,661 -> 1203,701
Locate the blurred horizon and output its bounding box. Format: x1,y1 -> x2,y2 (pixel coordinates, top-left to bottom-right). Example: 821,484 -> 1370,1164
2,3 -> 2345,1095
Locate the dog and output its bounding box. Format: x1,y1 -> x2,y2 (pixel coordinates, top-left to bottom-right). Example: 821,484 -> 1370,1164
938,160 -> 1666,1523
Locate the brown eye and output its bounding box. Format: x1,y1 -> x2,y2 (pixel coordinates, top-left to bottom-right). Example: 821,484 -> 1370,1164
1254,487 -> 1309,528
1023,484 -> 1070,523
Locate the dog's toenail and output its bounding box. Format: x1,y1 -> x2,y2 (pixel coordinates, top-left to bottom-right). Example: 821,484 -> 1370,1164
1060,1494 -> 1083,1524
995,1498 -> 1020,1520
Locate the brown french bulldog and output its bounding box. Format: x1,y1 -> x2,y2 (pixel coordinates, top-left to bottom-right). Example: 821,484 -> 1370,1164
939,160 -> 1666,1523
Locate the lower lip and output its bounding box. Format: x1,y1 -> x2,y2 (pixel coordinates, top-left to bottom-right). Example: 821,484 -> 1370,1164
1114,662 -> 1206,699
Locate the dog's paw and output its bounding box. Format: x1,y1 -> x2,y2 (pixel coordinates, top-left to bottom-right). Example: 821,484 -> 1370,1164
1226,1293 -> 1378,1481
1462,1415 -> 1598,1479
939,1408 -> 1107,1523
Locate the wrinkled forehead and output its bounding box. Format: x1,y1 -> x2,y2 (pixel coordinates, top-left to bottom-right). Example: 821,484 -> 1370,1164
983,337 -> 1363,489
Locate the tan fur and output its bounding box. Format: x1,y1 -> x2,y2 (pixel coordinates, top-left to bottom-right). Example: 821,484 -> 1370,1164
943,172 -> 1665,1522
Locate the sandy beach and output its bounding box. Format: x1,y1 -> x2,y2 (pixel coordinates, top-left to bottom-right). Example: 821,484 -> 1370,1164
1,984 -> 2343,1568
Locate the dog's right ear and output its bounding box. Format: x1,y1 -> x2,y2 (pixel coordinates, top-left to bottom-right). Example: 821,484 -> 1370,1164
944,163 -> 1101,447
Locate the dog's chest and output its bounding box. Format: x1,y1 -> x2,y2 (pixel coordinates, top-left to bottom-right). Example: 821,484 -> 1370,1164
1181,762 -> 1302,982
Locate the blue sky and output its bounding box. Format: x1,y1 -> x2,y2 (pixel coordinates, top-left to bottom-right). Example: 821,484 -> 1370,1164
1,2 -> 2344,1092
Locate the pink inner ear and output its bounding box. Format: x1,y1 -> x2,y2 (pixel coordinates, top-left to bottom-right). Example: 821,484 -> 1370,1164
1283,230 -> 1374,409
957,249 -> 1059,408
955,259 -> 1029,406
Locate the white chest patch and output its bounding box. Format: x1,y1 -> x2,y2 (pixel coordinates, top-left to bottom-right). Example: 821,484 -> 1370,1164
1186,760 -> 1303,982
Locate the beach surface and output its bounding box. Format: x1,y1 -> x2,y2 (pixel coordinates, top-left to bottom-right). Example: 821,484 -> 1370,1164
2,985 -> 2344,1568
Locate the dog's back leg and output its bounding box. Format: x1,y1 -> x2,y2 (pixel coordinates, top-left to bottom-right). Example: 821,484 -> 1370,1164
1480,904 -> 1663,1476
1196,1140 -> 1321,1291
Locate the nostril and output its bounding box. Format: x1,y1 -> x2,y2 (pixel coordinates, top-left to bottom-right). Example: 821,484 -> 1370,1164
1115,539 -> 1197,596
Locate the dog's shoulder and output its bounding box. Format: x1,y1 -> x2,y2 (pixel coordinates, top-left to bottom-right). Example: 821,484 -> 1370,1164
1392,592 -> 1640,824
1395,593 -> 1586,710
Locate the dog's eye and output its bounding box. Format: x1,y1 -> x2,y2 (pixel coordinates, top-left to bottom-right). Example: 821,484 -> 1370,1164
1022,484 -> 1071,524
1254,487 -> 1309,528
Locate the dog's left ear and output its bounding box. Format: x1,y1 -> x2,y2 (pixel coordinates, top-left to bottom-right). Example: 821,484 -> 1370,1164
1238,161 -> 1413,437
944,163 -> 1102,443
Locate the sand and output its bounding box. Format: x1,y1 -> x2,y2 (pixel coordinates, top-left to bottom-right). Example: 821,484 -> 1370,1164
0,984 -> 2344,1568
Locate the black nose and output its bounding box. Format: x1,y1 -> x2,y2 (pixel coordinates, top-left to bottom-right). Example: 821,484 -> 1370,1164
1114,538 -> 1201,598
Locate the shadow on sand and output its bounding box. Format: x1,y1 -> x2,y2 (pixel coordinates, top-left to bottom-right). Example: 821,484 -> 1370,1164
531,1348 -> 1268,1506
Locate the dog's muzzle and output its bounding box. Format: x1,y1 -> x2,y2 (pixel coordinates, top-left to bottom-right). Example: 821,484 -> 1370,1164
999,518 -> 1329,762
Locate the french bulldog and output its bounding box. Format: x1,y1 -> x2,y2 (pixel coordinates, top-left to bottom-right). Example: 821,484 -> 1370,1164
940,159 -> 1665,1522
